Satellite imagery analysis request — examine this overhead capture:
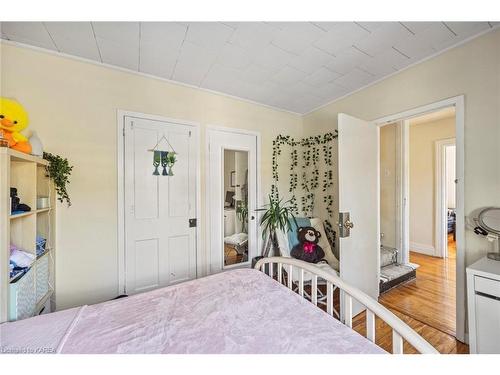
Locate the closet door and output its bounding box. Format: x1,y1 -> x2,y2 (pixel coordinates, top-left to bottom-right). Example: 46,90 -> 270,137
124,116 -> 197,294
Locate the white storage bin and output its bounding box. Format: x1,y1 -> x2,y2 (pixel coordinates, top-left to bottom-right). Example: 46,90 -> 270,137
36,254 -> 49,302
9,267 -> 36,321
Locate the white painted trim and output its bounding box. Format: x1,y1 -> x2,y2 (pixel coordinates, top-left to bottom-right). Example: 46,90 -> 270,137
455,95 -> 466,344
380,120 -> 408,264
435,138 -> 456,258
205,125 -> 262,275
401,120 -> 411,263
117,111 -> 125,295
394,121 -> 403,263
410,242 -> 437,256
116,110 -> 202,295
304,25 -> 500,116
374,95 -> 466,343
0,39 -> 301,117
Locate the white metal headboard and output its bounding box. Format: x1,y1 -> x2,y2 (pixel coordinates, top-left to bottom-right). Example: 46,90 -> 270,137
254,257 -> 438,354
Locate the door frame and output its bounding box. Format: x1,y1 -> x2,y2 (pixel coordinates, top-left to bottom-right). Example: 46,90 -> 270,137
205,125 -> 262,275
116,110 -> 202,295
375,95 -> 465,343
435,138 -> 456,258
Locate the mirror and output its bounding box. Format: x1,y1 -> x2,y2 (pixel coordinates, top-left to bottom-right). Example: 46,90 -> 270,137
223,149 -> 249,266
477,207 -> 500,261
478,207 -> 500,235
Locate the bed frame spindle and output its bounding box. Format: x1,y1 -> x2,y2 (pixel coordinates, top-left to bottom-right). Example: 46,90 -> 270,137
298,269 -> 304,297
311,275 -> 318,306
366,310 -> 376,343
326,282 -> 333,315
344,294 -> 353,328
393,331 -> 404,354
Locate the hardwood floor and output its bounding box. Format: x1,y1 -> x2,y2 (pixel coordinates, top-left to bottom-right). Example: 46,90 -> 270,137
363,235 -> 467,354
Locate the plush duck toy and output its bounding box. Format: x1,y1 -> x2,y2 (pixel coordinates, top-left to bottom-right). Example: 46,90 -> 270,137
0,97 -> 32,154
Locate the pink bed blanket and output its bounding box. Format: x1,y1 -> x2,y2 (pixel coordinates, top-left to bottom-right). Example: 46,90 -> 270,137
0,268 -> 385,354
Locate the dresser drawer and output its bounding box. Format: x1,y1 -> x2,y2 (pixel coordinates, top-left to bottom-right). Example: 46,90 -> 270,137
475,276 -> 500,298
475,294 -> 500,353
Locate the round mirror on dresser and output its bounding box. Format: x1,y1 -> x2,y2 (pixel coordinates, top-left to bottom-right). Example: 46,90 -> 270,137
474,207 -> 500,261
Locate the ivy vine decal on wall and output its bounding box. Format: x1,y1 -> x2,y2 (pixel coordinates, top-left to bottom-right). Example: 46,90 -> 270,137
271,131 -> 338,241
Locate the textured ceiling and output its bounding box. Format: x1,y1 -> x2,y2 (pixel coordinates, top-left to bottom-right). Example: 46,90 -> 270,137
1,22 -> 497,114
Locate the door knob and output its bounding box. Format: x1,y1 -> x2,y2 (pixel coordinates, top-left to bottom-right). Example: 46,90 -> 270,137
250,216 -> 255,220
344,219 -> 354,229
338,212 -> 353,238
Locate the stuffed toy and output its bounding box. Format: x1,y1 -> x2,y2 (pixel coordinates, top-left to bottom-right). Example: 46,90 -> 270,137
0,97 -> 32,154
290,226 -> 325,263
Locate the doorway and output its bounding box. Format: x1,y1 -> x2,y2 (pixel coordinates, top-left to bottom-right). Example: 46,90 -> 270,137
378,105 -> 460,339
207,127 -> 260,274
119,112 -> 200,295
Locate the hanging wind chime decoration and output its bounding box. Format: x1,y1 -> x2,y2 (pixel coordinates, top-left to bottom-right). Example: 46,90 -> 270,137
149,134 -> 177,176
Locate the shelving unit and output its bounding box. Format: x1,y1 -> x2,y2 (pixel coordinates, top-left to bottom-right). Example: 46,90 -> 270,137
0,147 -> 56,323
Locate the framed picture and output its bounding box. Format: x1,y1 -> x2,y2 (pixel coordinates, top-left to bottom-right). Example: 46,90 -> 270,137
230,171 -> 236,187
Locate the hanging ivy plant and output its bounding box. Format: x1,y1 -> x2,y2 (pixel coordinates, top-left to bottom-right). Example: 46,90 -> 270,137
43,152 -> 74,207
271,130 -> 338,220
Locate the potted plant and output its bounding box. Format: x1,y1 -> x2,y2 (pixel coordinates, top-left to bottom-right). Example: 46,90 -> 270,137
43,152 -> 73,206
255,195 -> 297,262
166,152 -> 177,176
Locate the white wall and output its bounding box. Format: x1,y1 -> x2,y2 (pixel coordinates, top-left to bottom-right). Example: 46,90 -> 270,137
0,42 -> 303,310
303,28 -> 500,268
409,116 -> 455,253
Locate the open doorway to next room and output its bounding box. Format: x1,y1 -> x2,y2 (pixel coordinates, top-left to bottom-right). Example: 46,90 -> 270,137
378,107 -> 457,338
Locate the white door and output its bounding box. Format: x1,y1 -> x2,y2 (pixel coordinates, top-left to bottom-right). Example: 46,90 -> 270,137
338,113 -> 379,313
124,116 -> 197,294
208,129 -> 258,274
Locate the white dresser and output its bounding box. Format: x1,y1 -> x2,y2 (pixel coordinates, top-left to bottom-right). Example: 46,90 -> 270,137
467,256 -> 500,353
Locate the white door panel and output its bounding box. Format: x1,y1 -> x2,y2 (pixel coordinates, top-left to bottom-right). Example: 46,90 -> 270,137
133,238 -> 160,291
338,113 -> 379,315
125,116 -> 197,294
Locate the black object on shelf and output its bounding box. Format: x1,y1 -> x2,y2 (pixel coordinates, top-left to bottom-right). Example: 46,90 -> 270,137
10,186 -> 31,213
17,203 -> 31,212
10,187 -> 20,212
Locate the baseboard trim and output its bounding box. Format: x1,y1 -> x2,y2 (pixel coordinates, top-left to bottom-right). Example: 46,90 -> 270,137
410,242 -> 436,256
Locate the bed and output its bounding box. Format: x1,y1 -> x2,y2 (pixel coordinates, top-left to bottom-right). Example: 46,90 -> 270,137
0,257 -> 437,354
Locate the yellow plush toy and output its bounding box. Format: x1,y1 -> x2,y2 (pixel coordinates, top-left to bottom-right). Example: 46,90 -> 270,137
0,97 -> 32,154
